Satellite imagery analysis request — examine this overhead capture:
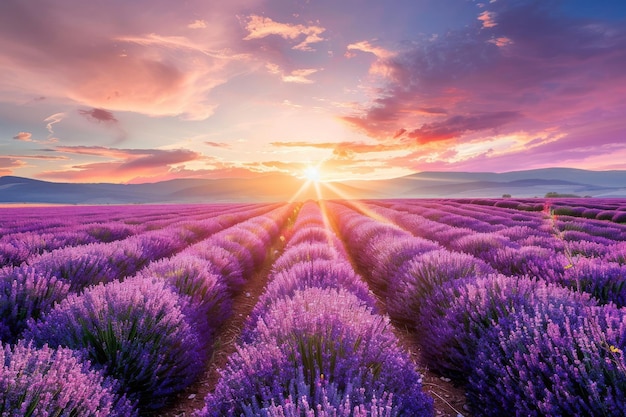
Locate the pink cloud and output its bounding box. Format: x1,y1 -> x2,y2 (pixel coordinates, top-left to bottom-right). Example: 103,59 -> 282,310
204,141 -> 231,148
242,15 -> 326,51
0,0 -> 259,120
404,111 -> 521,144
0,157 -> 26,176
270,140 -> 410,157
13,132 -> 33,142
42,146 -> 202,183
339,0 -> 626,173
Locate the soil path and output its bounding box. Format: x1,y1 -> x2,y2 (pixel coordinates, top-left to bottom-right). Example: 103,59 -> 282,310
147,242 -> 286,417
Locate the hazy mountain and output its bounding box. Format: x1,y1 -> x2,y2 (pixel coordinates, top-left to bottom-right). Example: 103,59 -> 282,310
1,168 -> 625,205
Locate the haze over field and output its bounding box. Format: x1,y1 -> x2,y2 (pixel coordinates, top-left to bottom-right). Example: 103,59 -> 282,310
1,0 -> 625,188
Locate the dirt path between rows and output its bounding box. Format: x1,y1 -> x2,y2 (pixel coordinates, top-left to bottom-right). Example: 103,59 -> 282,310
148,244 -> 285,417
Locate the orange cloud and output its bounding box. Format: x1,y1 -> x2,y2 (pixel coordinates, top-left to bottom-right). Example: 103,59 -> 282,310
0,157 -> 26,176
13,132 -> 32,142
478,11 -> 497,28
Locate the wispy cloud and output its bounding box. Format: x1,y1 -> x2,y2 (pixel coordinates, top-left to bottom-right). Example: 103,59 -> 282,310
265,63 -> 319,83
242,15 -> 326,51
204,141 -> 231,148
478,11 -> 497,28
0,157 -> 27,176
340,0 -> 626,173
43,146 -> 202,183
187,19 -> 207,29
44,112 -> 65,140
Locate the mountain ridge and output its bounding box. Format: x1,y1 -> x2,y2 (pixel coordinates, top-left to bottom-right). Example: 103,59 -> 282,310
1,168 -> 625,204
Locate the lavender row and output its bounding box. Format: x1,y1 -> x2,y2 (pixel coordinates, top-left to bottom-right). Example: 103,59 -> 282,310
364,202 -> 626,306
0,203 -> 234,236
0,203 -> 281,344
375,199 -> 626,243
0,203 -> 267,267
198,201 -> 433,416
331,201 -> 626,416
19,204 -> 295,413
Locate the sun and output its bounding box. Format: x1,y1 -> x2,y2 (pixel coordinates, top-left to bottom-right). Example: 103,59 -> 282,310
303,166 -> 321,182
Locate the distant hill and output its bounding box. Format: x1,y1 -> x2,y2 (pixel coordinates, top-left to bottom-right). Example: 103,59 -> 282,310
1,168 -> 625,204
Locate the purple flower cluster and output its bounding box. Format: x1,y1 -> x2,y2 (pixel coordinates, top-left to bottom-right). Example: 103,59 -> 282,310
0,266 -> 70,343
418,274 -> 597,380
25,276 -> 205,409
330,199 -> 626,416
204,287 -> 432,417
327,202 -> 491,325
468,303 -> 626,416
1,340 -> 136,416
198,201 -> 433,416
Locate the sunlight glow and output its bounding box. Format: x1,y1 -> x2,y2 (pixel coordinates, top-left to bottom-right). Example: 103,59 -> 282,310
303,166 -> 321,182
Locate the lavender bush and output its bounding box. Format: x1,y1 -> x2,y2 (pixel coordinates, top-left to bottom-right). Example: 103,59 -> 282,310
137,254 -> 232,341
418,274 -> 596,380
1,340 -> 136,416
560,257 -> 626,307
243,260 -> 376,341
271,242 -> 342,272
202,287 -> 433,417
0,266 -> 70,343
385,249 -> 493,324
467,303 -> 626,416
26,276 -> 204,410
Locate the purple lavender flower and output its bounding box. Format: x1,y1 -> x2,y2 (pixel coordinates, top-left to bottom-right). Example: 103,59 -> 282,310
0,265 -> 70,343
386,249 -> 493,324
202,287 -> 433,417
244,260 -> 376,340
561,257 -> 626,307
1,340 -> 137,416
271,242 -> 342,273
467,303 -> 626,416
26,275 -> 204,410
137,254 -> 232,343
419,274 -> 597,381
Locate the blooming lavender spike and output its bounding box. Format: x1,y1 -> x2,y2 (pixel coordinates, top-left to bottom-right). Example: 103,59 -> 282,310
26,275 -> 204,410
467,303 -> 626,416
1,340 -> 137,416
0,265 -> 70,343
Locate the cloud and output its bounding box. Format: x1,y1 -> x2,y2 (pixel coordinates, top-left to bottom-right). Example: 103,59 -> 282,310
44,112 -> 65,139
188,19 -> 207,29
78,108 -> 118,123
78,108 -> 127,144
0,1 -> 257,120
204,141 -> 231,148
43,146 -> 202,183
242,15 -> 326,51
404,111 -> 521,143
0,157 -> 26,176
7,154 -> 69,161
13,132 -> 33,142
271,140 -> 409,158
265,63 -> 319,83
346,41 -> 395,59
340,0 -> 626,170
478,11 -> 497,28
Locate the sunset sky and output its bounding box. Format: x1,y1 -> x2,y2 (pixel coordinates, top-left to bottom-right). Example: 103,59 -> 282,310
1,0 -> 625,183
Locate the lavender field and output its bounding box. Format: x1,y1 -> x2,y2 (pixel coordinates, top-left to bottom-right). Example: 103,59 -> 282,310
2,198 -> 626,416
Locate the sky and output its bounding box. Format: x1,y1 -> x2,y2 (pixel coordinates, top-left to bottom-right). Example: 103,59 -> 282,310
1,0 -> 626,184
